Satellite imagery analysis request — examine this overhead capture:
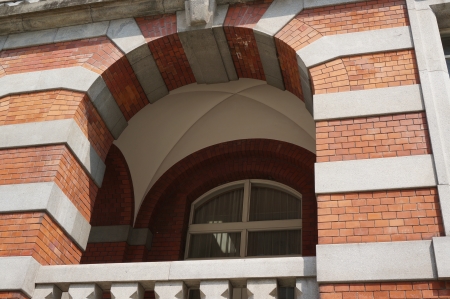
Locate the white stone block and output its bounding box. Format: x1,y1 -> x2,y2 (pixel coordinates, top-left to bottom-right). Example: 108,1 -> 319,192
154,282 -> 187,299
247,279 -> 277,299
295,278 -> 318,299
111,283 -> 144,299
200,280 -> 231,299
33,285 -> 62,299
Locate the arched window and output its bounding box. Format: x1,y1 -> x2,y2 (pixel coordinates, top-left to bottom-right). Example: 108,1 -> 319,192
185,180 -> 302,259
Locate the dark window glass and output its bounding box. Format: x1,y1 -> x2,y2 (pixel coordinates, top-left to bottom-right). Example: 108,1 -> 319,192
249,187 -> 301,221
188,232 -> 241,258
279,287 -> 295,299
188,290 -> 201,299
247,230 -> 301,256
194,188 -> 244,224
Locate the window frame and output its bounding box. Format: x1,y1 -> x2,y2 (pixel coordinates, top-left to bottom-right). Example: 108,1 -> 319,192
184,179 -> 303,260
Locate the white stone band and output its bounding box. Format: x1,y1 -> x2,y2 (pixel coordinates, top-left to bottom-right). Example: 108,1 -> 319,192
35,257 -> 316,286
313,85 -> 425,120
316,240 -> 437,282
297,26 -> 414,68
315,154 -> 437,194
0,182 -> 91,249
0,119 -> 105,187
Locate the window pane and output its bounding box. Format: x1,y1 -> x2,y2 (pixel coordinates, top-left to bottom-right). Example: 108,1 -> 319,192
194,188 -> 244,224
279,287 -> 295,299
188,232 -> 241,258
249,187 -> 301,221
247,230 -> 301,256
443,37 -> 450,56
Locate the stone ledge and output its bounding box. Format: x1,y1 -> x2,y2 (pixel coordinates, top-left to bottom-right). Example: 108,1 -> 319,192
317,240 -> 437,282
313,85 -> 425,120
315,154 -> 437,194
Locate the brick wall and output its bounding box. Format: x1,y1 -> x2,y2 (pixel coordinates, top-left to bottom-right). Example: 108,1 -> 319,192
275,0 -> 409,101
320,281 -> 450,299
81,242 -> 127,264
0,38 -> 148,120
0,212 -> 82,265
316,112 -> 431,162
90,145 -> 134,226
317,188 -> 443,244
0,90 -> 113,160
0,292 -> 28,299
136,15 -> 196,90
0,145 -> 98,220
310,50 -> 420,94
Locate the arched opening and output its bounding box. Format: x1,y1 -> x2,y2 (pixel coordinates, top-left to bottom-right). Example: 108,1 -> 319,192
82,80 -> 316,263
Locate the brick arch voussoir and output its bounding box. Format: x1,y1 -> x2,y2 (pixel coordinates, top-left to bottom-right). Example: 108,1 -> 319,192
135,139 -> 315,229
90,144 -> 135,226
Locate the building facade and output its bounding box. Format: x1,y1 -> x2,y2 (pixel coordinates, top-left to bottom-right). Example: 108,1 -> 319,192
0,0 -> 450,298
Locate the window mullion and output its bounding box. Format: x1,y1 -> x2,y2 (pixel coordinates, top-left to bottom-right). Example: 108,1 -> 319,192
242,180 -> 250,222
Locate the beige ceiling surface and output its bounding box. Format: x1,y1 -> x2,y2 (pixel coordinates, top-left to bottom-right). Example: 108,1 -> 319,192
114,79 -> 316,219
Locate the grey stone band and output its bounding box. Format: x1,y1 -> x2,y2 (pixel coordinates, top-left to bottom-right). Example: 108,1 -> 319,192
316,240 -> 437,282
35,256 -> 316,287
406,0 -> 450,236
2,21 -> 110,50
0,182 -> 91,250
88,225 -> 153,250
0,256 -> 40,297
0,67 -> 128,140
433,237 -> 450,279
315,154 -> 437,194
297,26 -> 414,68
313,85 -> 425,120
0,119 -> 105,187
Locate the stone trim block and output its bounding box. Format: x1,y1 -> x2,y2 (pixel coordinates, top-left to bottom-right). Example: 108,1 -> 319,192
433,236 -> 450,279
35,257 -> 315,286
316,240 -> 437,282
126,44 -> 168,104
0,119 -> 105,187
167,257 -> 316,280
296,278 -> 319,299
315,154 -> 437,194
68,284 -> 102,299
107,18 -> 146,55
437,185 -> 450,236
0,67 -> 98,98
253,0 -> 304,37
246,279 -> 277,299
199,280 -> 231,299
297,26 -> 413,68
313,85 -> 425,120
154,282 -> 187,299
54,22 -> 110,43
0,182 -> 91,250
87,225 -> 153,250
0,256 -> 40,297
33,285 -> 63,299
111,283 -> 144,299
303,0 -> 367,9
